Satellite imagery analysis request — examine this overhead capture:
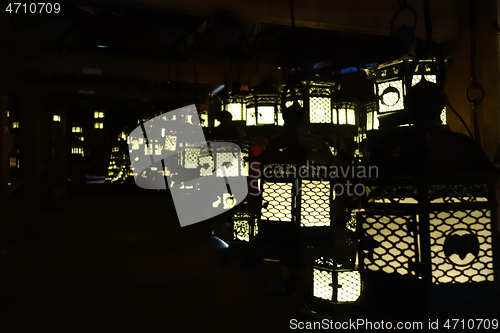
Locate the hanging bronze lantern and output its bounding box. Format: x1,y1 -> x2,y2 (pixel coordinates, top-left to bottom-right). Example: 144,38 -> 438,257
251,79 -> 356,271
246,80 -> 282,126
358,70 -> 499,314
366,58 -> 447,130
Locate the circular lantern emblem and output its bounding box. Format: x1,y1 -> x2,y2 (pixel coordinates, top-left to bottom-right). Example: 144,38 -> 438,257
186,153 -> 198,164
380,86 -> 401,107
443,229 -> 480,266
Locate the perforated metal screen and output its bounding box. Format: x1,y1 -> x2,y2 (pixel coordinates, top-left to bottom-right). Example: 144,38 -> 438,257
361,214 -> 418,275
430,209 -> 494,284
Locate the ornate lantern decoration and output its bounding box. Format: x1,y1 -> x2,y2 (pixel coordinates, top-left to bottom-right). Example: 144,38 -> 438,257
312,256 -> 362,306
307,81 -> 334,124
246,81 -> 282,126
223,92 -> 247,122
358,79 -> 499,312
367,59 -> 447,129
254,80 -> 356,269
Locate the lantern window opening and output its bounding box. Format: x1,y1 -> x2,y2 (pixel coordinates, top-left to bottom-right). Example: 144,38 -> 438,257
12,121 -> 19,129
94,111 -> 105,118
313,260 -> 361,303
377,79 -> 405,113
53,115 -> 61,122
226,95 -> 247,122
332,102 -> 356,125
200,110 -> 209,128
94,122 -> 104,129
72,126 -> 82,133
245,93 -> 280,126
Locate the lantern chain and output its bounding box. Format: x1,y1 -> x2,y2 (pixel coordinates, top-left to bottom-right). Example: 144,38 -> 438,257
390,0 -> 417,36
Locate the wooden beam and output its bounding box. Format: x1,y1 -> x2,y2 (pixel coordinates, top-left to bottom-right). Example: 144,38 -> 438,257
80,0 -> 458,41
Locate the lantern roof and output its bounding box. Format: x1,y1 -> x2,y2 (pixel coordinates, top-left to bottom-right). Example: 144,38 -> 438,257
367,126 -> 497,179
259,103 -> 334,165
252,79 -> 279,95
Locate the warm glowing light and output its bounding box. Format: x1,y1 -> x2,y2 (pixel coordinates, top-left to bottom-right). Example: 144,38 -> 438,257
200,112 -> 209,127
256,106 -> 275,124
71,147 -> 84,155
72,127 -> 82,133
310,96 -> 331,123
363,215 -> 416,275
337,271 -> 361,302
53,115 -> 61,122
261,182 -> 293,221
378,80 -> 404,113
9,157 -> 17,167
313,268 -> 333,301
233,220 -> 250,242
94,122 -> 104,129
429,209 -> 494,284
227,103 -> 246,121
12,121 -> 19,129
94,111 -> 104,118
333,106 -> 356,125
217,153 -> 239,177
300,180 -> 331,227
246,107 -> 256,126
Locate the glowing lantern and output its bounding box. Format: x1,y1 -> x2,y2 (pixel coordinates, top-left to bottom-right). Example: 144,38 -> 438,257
231,202 -> 258,244
307,81 -> 334,124
312,257 -> 361,306
367,59 -> 446,129
255,83 -> 354,252
223,93 -> 247,122
199,109 -> 209,128
53,114 -> 61,122
358,81 -> 498,310
246,81 -> 281,126
198,140 -> 250,180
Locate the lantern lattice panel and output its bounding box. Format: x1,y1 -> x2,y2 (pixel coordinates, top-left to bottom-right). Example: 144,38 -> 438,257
261,182 -> 293,221
184,148 -> 200,169
227,100 -> 246,121
337,271 -> 362,302
367,185 -> 418,204
233,212 -> 254,242
300,180 -> 330,227
233,220 -> 250,242
246,107 -> 256,126
199,156 -> 214,176
428,184 -> 489,203
361,214 -> 418,276
378,80 -> 405,113
429,209 -> 494,284
310,97 -> 331,123
216,152 -> 239,177
313,268 -> 333,301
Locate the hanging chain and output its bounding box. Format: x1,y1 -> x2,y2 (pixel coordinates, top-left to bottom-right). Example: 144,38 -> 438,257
466,0 -> 485,144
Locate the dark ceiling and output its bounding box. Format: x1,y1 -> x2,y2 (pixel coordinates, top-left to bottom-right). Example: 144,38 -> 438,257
1,2 -> 406,81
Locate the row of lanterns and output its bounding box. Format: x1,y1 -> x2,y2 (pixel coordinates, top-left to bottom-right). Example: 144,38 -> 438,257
221,80 -> 357,127
217,59 -> 447,132
221,58 -> 498,316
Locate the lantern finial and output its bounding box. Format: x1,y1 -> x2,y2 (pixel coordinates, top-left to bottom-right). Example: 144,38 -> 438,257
405,79 -> 447,127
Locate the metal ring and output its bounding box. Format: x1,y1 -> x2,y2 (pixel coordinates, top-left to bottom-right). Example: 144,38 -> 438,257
390,6 -> 417,36
466,81 -> 485,106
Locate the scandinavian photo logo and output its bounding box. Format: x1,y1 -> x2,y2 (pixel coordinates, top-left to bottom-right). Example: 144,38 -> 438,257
127,105 -> 248,227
